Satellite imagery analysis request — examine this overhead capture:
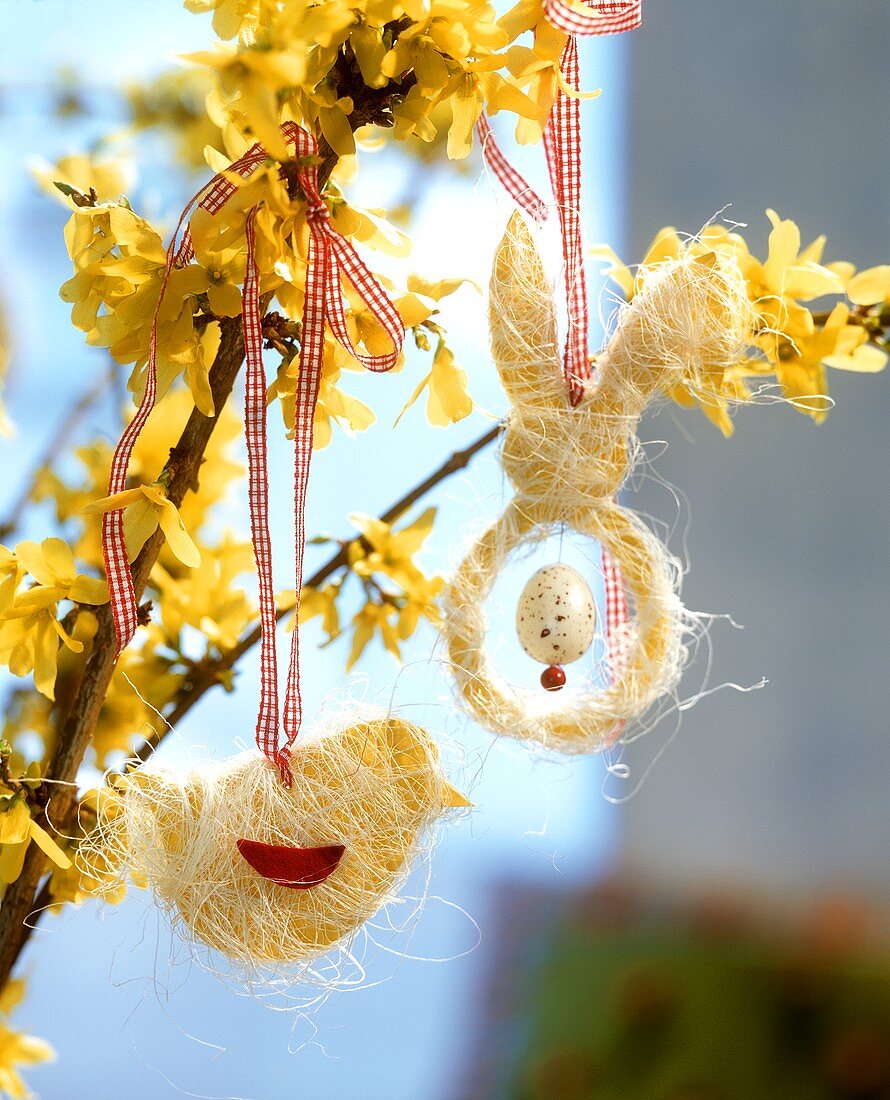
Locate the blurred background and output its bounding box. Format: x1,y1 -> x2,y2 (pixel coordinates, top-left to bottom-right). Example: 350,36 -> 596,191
1,0 -> 889,1097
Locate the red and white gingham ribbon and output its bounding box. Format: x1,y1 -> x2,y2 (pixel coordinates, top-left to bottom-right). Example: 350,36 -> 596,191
543,37 -> 588,405
544,0 -> 641,37
101,123 -> 403,785
602,546 -> 629,742
476,1 -> 639,704
602,547 -> 629,670
477,0 -> 641,404
276,124 -> 403,782
476,113 -> 548,223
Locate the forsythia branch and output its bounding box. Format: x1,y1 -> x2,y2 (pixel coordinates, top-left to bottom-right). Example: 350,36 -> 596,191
0,361 -> 115,542
0,316 -> 245,991
131,420 -> 503,763
0,60 -> 459,988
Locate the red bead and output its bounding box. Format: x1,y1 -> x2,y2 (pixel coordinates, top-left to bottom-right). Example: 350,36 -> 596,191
540,665 -> 566,691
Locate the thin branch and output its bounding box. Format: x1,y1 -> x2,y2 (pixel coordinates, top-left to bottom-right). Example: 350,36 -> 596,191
0,360 -> 116,541
0,317 -> 245,990
0,56 -> 450,983
130,419 -> 502,762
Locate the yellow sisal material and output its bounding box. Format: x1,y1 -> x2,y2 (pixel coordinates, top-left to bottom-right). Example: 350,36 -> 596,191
441,212 -> 754,755
81,716 -> 462,970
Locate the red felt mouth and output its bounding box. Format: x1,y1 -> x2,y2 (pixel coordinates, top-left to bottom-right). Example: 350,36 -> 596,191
236,838 -> 345,889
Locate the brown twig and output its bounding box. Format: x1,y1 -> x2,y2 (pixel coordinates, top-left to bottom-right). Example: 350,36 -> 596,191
810,305 -> 890,348
131,419 -> 502,761
0,360 -> 116,542
0,317 -> 245,989
0,48 -> 447,983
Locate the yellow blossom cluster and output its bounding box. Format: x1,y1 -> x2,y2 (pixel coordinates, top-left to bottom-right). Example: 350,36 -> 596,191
60,201 -> 240,415
0,394 -> 242,763
0,539 -> 107,701
184,0 -> 562,162
46,0 -> 517,462
55,169 -> 476,446
296,506 -> 443,668
593,210 -> 888,434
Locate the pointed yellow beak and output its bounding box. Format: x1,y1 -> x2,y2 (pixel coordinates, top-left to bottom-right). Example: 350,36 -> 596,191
442,781 -> 472,809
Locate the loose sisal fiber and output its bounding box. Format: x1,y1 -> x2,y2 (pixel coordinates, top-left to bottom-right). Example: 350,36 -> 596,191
80,715 -> 462,970
441,212 -> 754,754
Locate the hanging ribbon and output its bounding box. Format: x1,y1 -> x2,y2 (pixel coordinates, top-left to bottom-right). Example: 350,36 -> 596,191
475,113 -> 548,223
477,0 -> 641,403
476,1 -> 639,684
543,36 -> 588,405
543,0 -> 642,37
602,546 -> 629,742
101,123 -> 404,785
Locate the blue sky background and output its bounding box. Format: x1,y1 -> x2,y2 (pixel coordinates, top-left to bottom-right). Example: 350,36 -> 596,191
0,3 -> 631,1096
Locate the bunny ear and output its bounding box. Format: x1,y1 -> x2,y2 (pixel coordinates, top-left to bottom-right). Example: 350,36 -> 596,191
490,212 -> 565,410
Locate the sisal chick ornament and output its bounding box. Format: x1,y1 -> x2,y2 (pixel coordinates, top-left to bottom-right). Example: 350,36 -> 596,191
85,715 -> 465,966
441,212 -> 755,754
83,125 -> 466,974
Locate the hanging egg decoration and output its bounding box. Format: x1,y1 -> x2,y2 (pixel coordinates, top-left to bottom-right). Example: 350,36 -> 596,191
516,563 -> 596,690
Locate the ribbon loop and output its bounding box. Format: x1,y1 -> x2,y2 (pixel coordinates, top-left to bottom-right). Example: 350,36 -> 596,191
476,0 -> 641,403
475,2 -> 639,701
544,0 -> 642,36
101,123 -> 404,784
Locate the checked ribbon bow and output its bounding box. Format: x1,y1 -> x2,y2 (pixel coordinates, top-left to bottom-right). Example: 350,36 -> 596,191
101,122 -> 403,785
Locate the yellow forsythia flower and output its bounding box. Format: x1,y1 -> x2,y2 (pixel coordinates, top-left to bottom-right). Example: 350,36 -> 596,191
184,0 -> 262,42
13,539 -> 108,605
31,152 -> 135,207
84,483 -> 201,568
297,583 -> 341,641
847,265 -> 890,307
347,602 -> 402,670
343,508 -> 444,667
348,507 -> 437,592
745,209 -> 845,340
0,548 -> 22,612
0,539 -> 108,699
0,980 -> 54,1100
397,337 -> 473,427
0,793 -> 72,886
759,303 -> 887,423
153,536 -> 256,649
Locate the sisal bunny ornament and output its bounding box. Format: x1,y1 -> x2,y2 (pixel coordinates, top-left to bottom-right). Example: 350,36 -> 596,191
441,212 -> 754,754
